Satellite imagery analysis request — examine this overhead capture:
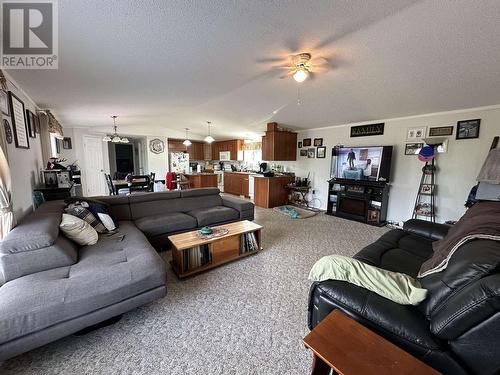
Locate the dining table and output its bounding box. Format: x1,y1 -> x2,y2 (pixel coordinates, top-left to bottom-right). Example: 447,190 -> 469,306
112,178 -> 148,190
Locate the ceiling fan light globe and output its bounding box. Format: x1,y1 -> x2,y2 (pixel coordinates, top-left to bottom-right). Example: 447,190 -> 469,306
103,135 -> 112,142
204,135 -> 215,143
293,69 -> 309,83
112,135 -> 122,143
121,137 -> 129,143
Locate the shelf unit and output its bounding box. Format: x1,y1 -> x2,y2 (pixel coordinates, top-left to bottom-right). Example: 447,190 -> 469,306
413,161 -> 436,222
169,221 -> 263,279
326,178 -> 389,227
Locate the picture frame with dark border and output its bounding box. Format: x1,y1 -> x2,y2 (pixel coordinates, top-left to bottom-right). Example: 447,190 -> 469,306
350,123 -> 384,137
298,141 -> 302,148
26,110 -> 36,138
405,142 -> 424,155
0,90 -> 9,116
62,137 -> 72,149
307,148 -> 315,158
303,138 -> 311,147
316,146 -> 326,158
428,126 -> 453,137
9,91 -> 29,149
300,149 -> 307,157
313,138 -> 323,147
456,119 -> 480,140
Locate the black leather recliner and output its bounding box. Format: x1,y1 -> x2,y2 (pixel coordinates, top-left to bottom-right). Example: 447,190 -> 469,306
308,219 -> 500,375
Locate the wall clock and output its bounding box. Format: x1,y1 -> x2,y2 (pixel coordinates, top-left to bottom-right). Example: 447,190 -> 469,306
149,138 -> 164,154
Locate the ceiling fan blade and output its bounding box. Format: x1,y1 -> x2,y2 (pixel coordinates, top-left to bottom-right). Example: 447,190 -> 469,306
279,71 -> 295,79
273,65 -> 293,70
310,57 -> 330,66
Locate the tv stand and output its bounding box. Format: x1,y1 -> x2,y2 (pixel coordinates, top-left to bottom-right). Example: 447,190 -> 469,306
326,178 -> 389,226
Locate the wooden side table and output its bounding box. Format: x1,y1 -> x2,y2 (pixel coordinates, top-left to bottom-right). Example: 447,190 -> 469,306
303,310 -> 441,375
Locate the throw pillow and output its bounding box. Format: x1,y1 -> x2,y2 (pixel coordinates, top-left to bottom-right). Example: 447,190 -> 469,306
65,204 -> 108,233
97,213 -> 116,231
309,255 -> 427,305
60,214 -> 98,246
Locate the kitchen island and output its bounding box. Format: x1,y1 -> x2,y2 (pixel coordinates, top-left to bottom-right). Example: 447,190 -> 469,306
184,173 -> 218,188
253,175 -> 294,208
223,172 -> 252,197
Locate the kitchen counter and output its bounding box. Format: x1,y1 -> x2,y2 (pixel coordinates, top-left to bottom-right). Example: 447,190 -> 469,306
184,173 -> 218,188
253,175 -> 294,208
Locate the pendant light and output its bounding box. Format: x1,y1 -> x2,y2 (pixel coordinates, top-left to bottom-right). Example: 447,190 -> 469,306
183,128 -> 192,146
204,121 -> 215,144
103,116 -> 129,143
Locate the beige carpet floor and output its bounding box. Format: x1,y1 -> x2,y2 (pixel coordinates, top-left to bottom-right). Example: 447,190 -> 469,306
1,208 -> 387,375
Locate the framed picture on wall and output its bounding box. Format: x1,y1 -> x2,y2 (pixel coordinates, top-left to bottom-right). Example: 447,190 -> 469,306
298,141 -> 302,148
428,126 -> 453,137
316,146 -> 326,158
313,138 -> 323,147
26,110 -> 36,138
307,148 -> 315,158
62,137 -> 72,149
404,142 -> 424,155
303,138 -> 311,147
9,91 -> 29,149
0,90 -> 9,116
300,149 -> 307,156
406,126 -> 426,141
456,119 -> 480,140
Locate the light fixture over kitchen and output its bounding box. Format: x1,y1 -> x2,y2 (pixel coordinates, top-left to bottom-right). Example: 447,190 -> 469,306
204,121 -> 215,143
183,128 -> 192,146
103,116 -> 129,143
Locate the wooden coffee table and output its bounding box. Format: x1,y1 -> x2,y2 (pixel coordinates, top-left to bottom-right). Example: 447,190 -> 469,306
303,310 -> 441,375
168,220 -> 263,279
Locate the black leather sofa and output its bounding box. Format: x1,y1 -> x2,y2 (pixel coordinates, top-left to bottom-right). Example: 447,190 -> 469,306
308,219 -> 500,375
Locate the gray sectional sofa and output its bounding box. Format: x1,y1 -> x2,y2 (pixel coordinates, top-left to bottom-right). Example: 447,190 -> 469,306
0,188 -> 253,360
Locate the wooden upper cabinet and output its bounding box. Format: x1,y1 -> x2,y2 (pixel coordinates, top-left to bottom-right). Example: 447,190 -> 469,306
211,140 -> 243,160
168,139 -> 207,160
261,122 -> 297,161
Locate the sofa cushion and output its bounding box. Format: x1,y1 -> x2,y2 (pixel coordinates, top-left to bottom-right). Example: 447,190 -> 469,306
0,221 -> 166,345
180,188 -> 220,197
0,211 -> 78,284
188,206 -> 239,227
134,212 -> 197,237
354,229 -> 432,277
65,205 -> 108,233
93,195 -> 132,221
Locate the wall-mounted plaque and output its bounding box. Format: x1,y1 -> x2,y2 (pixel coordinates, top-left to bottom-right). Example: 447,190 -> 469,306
350,123 -> 384,137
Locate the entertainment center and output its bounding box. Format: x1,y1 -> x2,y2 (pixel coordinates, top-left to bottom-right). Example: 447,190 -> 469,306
326,178 -> 389,226
326,145 -> 393,226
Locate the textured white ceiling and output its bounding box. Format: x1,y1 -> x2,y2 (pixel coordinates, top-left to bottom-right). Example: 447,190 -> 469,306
7,0 -> 500,140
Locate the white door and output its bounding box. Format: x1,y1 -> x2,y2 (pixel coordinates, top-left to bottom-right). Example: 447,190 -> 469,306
82,136 -> 106,196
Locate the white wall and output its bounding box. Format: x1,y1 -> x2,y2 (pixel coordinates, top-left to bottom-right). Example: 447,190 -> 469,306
2,75 -> 44,221
280,105 -> 500,223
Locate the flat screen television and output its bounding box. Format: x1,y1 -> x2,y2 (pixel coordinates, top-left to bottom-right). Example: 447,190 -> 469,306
331,146 -> 393,182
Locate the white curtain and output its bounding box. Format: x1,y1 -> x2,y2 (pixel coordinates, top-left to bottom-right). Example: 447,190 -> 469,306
0,138 -> 13,240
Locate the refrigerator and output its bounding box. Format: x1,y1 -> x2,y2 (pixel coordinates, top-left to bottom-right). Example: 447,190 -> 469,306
170,152 -> 190,173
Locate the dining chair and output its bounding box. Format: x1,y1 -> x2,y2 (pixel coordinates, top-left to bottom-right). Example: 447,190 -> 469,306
177,174 -> 191,190
149,172 -> 156,192
129,175 -> 151,193
105,174 -> 116,195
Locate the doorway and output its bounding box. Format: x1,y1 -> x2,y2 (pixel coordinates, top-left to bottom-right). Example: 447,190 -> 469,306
115,144 -> 134,179
82,135 -> 106,196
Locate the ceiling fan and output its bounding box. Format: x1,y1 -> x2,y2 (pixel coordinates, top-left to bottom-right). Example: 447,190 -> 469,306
276,53 -> 329,82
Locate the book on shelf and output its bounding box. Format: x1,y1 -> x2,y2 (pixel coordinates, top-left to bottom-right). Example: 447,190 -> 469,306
183,244 -> 211,272
240,232 -> 259,254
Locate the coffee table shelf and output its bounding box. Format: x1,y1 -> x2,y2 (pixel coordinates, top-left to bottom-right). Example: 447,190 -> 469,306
168,220 -> 263,279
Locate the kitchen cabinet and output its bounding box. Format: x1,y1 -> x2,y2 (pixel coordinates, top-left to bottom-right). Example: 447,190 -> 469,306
261,122 -> 297,161
223,172 -> 250,197
168,139 -> 206,160
253,175 -> 294,208
212,140 -> 243,161
184,173 -> 218,188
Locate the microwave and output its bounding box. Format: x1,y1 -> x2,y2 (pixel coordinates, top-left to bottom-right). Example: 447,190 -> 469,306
219,151 -> 231,161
